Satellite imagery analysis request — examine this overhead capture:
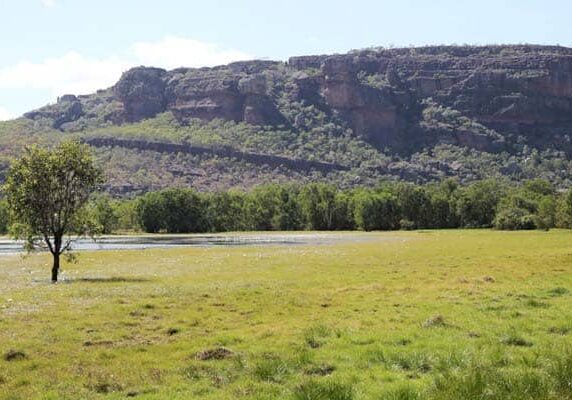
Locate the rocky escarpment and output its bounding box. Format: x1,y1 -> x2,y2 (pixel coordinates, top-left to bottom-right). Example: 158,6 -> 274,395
112,61 -> 288,126
24,94 -> 84,128
23,45 -> 572,157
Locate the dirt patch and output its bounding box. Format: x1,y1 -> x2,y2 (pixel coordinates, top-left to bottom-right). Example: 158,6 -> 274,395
167,328 -> 180,336
304,364 -> 336,376
423,314 -> 447,328
3,350 -> 27,361
501,335 -> 533,347
195,347 -> 234,361
88,382 -> 123,394
83,340 -> 114,347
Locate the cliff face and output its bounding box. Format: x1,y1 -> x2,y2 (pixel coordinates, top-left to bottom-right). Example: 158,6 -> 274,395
11,45 -> 572,194
24,45 -> 572,156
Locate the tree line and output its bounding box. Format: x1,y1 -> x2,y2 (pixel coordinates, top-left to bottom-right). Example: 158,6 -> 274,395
2,178 -> 567,235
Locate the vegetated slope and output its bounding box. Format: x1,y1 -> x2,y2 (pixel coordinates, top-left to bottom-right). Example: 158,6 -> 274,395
2,44 -> 572,194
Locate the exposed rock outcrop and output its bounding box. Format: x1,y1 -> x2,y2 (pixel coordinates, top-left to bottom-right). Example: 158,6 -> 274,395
114,67 -> 167,122
22,45 -> 572,155
24,94 -> 83,129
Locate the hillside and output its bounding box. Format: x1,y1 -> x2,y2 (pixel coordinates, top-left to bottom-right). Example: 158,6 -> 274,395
2,44 -> 572,195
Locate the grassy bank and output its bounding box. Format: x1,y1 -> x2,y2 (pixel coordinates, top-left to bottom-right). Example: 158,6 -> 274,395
0,230 -> 571,399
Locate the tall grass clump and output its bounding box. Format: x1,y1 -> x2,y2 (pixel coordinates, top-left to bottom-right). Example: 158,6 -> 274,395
253,356 -> 290,382
380,384 -> 420,400
293,379 -> 353,400
428,363 -> 550,400
550,347 -> 572,397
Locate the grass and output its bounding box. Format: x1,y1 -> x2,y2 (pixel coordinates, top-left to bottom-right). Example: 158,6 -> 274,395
0,230 -> 571,399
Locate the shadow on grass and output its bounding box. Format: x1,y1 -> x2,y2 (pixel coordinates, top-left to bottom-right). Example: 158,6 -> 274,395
75,277 -> 152,283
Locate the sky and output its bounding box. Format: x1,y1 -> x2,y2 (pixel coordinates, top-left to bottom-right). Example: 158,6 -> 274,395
0,0 -> 571,120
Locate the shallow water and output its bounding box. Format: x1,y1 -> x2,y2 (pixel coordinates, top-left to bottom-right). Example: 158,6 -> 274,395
0,233 -> 368,255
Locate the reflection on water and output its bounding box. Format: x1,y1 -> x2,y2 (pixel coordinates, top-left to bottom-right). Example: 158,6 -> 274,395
0,233 -> 354,255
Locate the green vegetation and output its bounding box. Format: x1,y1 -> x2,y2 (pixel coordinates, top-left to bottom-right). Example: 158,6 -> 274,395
0,230 -> 571,399
1,45 -> 572,398
86,179 -> 572,234
78,113 -> 572,189
3,108 -> 572,194
88,195 -> 120,235
0,199 -> 8,234
421,98 -> 504,144
3,141 -> 103,281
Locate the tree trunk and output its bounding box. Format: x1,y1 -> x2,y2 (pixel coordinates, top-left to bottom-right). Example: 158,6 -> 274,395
51,253 -> 60,283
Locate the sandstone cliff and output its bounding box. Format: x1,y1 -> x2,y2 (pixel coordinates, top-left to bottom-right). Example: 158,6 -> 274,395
25,45 -> 572,156
8,45 -> 572,193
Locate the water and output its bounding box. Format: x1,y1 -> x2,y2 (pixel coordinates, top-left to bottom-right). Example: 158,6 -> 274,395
0,233 -> 364,255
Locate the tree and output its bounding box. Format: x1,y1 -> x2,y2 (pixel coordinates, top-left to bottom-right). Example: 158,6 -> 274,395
426,179 -> 460,228
136,191 -> 165,233
331,191 -> 355,230
205,191 -> 246,232
90,194 -> 119,234
114,199 -> 140,231
160,189 -> 206,233
271,185 -> 303,231
4,142 -> 103,282
395,183 -> 431,229
299,183 -> 338,230
555,189 -> 572,228
353,190 -> 399,231
456,180 -> 506,228
136,188 -> 207,233
243,186 -> 280,231
493,192 -> 537,230
523,179 -> 555,197
535,196 -> 556,230
0,199 -> 8,234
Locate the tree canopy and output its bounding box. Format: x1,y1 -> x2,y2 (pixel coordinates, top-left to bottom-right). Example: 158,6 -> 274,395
4,141 -> 103,282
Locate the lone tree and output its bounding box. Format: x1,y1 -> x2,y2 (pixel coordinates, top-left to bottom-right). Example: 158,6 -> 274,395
4,141 -> 103,282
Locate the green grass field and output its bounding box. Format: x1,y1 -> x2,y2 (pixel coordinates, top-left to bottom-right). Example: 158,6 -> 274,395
1,230 -> 571,399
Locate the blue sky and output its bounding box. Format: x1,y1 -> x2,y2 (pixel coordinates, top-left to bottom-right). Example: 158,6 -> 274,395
0,0 -> 571,120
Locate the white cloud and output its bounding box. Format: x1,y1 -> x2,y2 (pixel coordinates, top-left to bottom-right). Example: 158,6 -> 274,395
0,106 -> 13,121
41,0 -> 56,8
0,36 -> 252,106
132,36 -> 251,70
0,52 -> 130,98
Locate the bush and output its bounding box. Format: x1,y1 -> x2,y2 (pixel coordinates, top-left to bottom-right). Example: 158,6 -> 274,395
399,219 -> 416,231
494,207 -> 536,230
